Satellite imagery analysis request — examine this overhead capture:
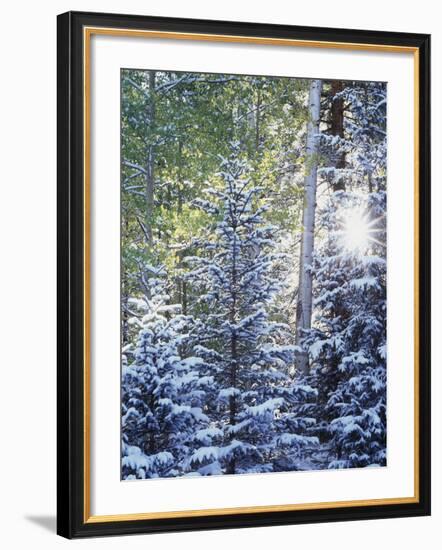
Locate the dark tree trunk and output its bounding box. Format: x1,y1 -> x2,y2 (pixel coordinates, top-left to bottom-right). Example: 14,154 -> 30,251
182,279 -> 187,315
176,248 -> 188,315
121,277 -> 129,346
177,140 -> 184,214
255,87 -> 261,152
330,80 -> 346,191
121,215 -> 130,345
145,70 -> 156,246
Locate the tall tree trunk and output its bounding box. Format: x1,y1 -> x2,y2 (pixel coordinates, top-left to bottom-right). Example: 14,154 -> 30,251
121,281 -> 129,346
177,140 -> 183,214
255,87 -> 261,152
121,215 -> 130,346
295,79 -> 323,375
145,70 -> 156,246
176,248 -> 188,315
175,140 -> 188,313
330,81 -> 346,191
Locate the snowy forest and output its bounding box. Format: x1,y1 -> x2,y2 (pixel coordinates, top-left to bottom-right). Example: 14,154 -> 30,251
120,69 -> 387,480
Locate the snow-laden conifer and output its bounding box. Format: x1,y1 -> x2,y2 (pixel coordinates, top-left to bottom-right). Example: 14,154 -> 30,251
304,190 -> 387,468
186,144 -> 318,475
121,274 -> 211,479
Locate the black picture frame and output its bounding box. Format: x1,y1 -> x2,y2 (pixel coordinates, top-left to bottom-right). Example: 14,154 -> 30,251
57,10 -> 431,539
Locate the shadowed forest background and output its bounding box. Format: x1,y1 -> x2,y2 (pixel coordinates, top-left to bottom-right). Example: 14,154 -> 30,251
120,70 -> 387,479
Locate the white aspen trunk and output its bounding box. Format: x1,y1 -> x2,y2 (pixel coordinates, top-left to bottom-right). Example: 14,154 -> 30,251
295,79 -> 323,375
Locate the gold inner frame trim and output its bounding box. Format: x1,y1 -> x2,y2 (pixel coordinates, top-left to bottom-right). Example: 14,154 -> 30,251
83,26 -> 420,524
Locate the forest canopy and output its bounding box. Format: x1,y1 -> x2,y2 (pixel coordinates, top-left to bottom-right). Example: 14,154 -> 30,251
120,69 -> 387,479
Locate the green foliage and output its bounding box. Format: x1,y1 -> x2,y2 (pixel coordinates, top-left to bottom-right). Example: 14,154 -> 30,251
121,70 -> 309,314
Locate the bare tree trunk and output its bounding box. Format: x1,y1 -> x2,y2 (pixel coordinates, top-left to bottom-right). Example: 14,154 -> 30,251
145,70 -> 156,246
175,140 -> 188,313
121,215 -> 130,345
121,275 -> 130,346
176,248 -> 189,315
330,81 -> 346,191
255,87 -> 261,152
295,79 -> 323,375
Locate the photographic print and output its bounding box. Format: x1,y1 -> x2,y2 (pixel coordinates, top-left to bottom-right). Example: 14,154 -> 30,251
120,70 -> 387,480
58,12 -> 430,537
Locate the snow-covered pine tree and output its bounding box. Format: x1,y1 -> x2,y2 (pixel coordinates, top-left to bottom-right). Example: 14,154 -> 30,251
303,81 -> 387,468
185,144 -> 318,476
121,273 -> 212,479
304,191 -> 386,468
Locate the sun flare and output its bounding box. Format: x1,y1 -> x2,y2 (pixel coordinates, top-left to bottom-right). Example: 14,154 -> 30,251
342,210 -> 370,252
341,208 -> 382,253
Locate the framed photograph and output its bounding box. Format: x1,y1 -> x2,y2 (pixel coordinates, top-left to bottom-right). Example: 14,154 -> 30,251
57,11 -> 431,538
